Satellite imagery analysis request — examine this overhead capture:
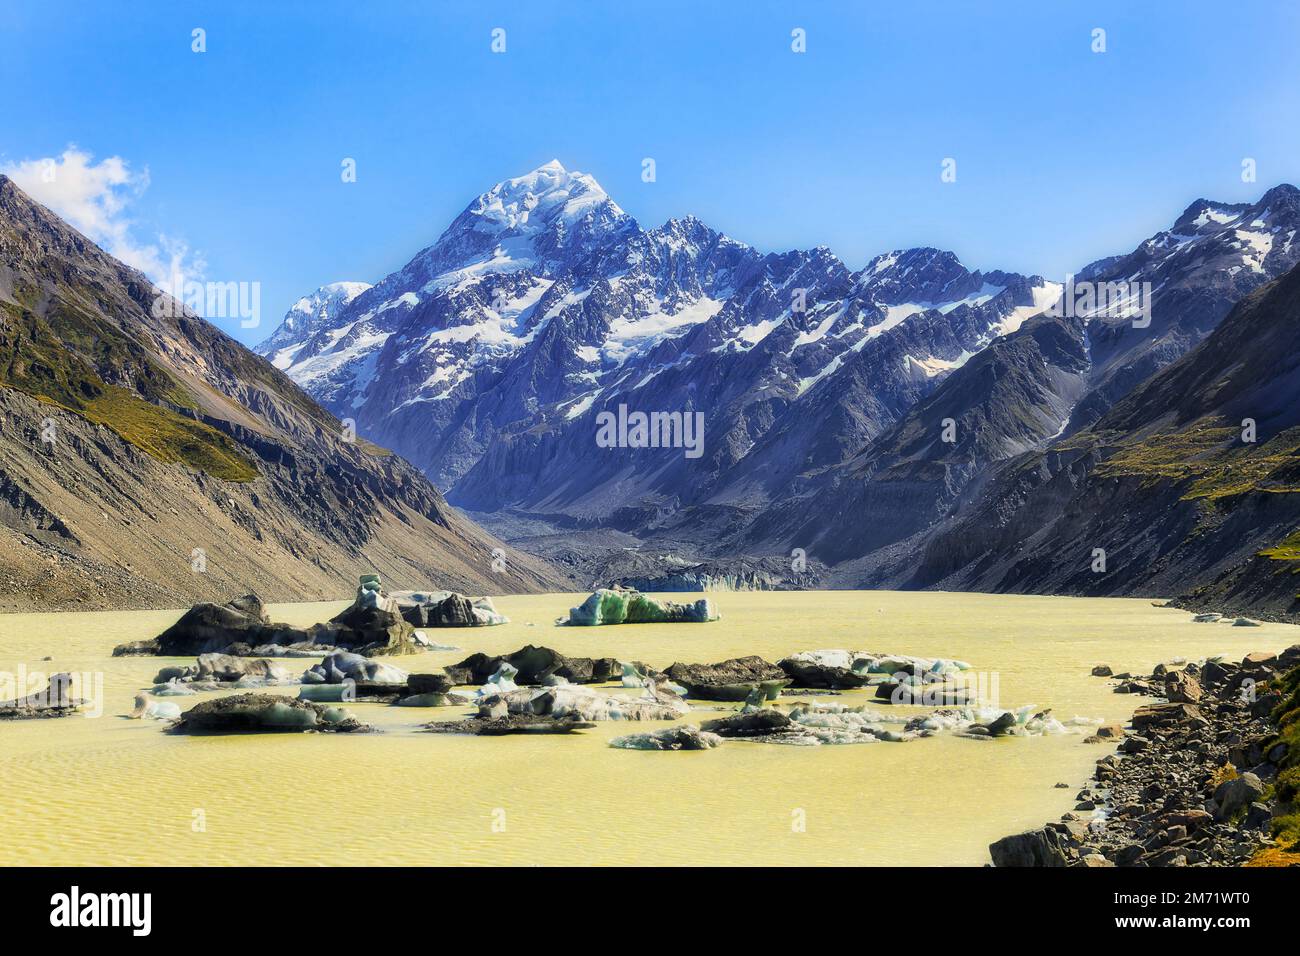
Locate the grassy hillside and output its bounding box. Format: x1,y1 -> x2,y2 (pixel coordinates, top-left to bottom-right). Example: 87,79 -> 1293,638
0,299 -> 257,481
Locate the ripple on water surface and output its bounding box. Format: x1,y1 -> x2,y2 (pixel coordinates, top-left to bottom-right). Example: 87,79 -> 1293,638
0,591 -> 1295,866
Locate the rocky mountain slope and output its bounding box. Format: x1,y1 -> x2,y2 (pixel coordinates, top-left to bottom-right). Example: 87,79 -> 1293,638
0,175 -> 563,611
906,260 -> 1300,620
739,186 -> 1300,573
262,161 -> 1059,536
262,163 -> 1300,613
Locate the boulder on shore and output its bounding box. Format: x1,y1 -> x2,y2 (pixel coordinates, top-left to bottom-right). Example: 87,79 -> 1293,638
989,826 -> 1071,867
171,693 -> 371,734
1164,670 -> 1204,703
1214,772 -> 1265,819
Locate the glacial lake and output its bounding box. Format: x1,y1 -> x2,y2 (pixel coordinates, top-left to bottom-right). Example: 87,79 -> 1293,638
2,591 -> 1297,867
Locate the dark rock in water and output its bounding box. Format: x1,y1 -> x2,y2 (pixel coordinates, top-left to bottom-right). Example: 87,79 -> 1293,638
1090,664 -> 1113,677
115,589 -> 419,658
700,709 -> 797,738
663,656 -> 789,701
172,693 -> 371,734
408,673 -> 453,695
114,593 -> 284,656
981,712 -> 1018,736
0,673 -> 86,718
443,645 -> 621,686
424,713 -> 595,735
397,591 -> 506,627
989,827 -> 1071,867
778,657 -> 873,689
322,601 -> 417,656
960,711 -> 1018,739
192,653 -> 290,683
402,592 -> 477,627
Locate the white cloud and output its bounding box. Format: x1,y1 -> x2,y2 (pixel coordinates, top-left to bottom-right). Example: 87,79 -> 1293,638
0,147 -> 203,284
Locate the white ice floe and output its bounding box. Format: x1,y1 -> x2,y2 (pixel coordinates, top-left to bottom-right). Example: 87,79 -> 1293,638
487,682 -> 690,721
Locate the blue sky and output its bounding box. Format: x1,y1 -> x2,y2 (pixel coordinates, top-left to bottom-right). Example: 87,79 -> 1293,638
3,0 -> 1299,345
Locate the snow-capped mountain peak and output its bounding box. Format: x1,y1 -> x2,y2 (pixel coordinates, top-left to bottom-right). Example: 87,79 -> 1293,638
260,280 -> 372,370
257,168 -> 1295,545
470,159 -> 623,232
417,160 -> 636,280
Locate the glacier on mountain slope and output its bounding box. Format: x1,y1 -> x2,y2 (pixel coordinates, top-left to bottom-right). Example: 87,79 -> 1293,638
258,162 -> 1056,429
264,281 -> 372,370
255,164 -> 1300,527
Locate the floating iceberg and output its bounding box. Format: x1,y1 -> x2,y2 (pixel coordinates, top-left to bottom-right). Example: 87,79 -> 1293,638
482,682 -> 689,721
393,591 -> 509,627
905,705 -> 1098,740
474,661 -> 519,697
129,693 -> 181,720
609,725 -> 722,751
562,589 -> 719,626
302,652 -> 408,686
171,693 -> 371,733
779,649 -> 972,689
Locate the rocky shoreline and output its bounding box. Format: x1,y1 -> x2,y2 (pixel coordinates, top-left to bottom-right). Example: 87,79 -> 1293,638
990,645 -> 1300,867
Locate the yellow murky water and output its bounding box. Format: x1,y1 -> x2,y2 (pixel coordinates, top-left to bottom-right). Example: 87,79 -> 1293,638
0,591 -> 1296,867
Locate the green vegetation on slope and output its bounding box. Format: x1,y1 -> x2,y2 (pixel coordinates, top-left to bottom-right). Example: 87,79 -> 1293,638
0,300 -> 258,482
1097,420 -> 1300,501
1249,666 -> 1300,864
1091,418 -> 1300,573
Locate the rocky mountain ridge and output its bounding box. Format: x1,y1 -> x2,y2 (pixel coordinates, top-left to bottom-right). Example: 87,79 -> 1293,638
0,174 -> 563,611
